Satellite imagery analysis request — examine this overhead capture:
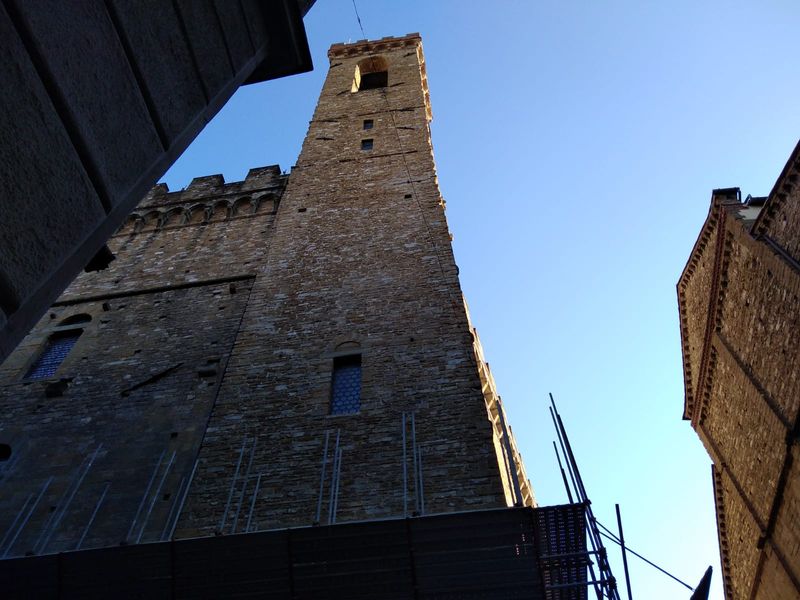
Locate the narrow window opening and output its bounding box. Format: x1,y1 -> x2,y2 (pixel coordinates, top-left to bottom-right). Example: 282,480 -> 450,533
330,355 -> 361,415
0,444 -> 10,461
351,56 -> 389,92
360,71 -> 388,90
363,119 -> 374,130
25,331 -> 82,380
361,139 -> 374,151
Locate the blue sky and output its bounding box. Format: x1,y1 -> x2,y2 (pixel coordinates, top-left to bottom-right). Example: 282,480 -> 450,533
163,2 -> 800,598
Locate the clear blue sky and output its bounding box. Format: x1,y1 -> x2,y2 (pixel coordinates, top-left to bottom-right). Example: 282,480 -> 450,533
163,2 -> 800,598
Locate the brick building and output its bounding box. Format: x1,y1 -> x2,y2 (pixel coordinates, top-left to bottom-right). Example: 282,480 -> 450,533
678,141 -> 800,599
0,36 -> 555,594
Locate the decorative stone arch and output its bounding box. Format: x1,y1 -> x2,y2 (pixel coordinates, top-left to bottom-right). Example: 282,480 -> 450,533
117,214 -> 142,235
162,207 -> 186,227
332,340 -> 361,355
187,203 -> 208,225
255,193 -> 279,214
208,200 -> 231,222
232,196 -> 254,217
141,210 -> 162,232
351,56 -> 388,92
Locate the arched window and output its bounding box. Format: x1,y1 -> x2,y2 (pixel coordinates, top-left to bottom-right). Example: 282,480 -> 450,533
25,314 -> 90,380
351,56 -> 388,92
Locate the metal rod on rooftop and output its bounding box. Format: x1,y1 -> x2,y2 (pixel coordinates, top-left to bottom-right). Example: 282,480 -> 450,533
245,473 -> 262,533
401,413 -> 408,517
129,448 -> 166,542
553,441 -> 574,504
3,476 -> 52,558
411,412 -> 419,513
232,437 -> 257,533
332,447 -> 343,524
616,504 -> 633,600
161,477 -> 185,541
327,430 -> 340,524
40,444 -> 103,554
167,458 -> 199,540
316,430 -> 330,524
77,483 -> 110,550
220,438 -> 247,532
0,493 -> 33,554
417,445 -> 425,515
137,450 -> 176,544
549,405 -> 579,503
550,394 -> 620,600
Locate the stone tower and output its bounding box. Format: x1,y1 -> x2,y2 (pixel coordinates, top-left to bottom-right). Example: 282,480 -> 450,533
0,34 -> 533,557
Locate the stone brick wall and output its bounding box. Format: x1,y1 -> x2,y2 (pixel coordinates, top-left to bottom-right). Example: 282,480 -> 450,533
0,34 -> 525,557
678,142 -> 800,599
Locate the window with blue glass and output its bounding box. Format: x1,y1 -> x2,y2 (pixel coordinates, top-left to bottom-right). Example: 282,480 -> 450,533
25,331 -> 81,380
330,354 -> 361,415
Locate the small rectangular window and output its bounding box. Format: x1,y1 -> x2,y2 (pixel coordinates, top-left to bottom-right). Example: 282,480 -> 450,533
330,355 -> 361,415
363,119 -> 374,130
361,139 -> 373,151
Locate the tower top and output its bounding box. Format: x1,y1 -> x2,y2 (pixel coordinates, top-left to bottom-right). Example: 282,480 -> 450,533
328,33 -> 422,60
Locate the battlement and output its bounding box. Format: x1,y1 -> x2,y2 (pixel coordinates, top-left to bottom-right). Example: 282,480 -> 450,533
141,165 -> 285,208
328,33 -> 421,59
115,166 -> 286,237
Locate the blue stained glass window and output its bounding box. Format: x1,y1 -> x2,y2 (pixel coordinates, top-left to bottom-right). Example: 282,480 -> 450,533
25,333 -> 80,380
330,355 -> 361,415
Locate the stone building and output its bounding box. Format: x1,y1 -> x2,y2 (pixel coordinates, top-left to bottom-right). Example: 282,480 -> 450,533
678,141 -> 800,599
0,0 -> 314,364
0,34 -> 541,582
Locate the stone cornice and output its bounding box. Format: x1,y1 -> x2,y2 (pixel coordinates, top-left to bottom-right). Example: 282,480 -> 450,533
753,139 -> 800,237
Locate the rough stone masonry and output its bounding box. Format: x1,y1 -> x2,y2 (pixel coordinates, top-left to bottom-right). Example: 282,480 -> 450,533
0,34 -> 533,556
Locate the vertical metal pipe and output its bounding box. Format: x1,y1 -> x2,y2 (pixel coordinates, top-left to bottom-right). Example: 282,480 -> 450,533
616,504 -> 633,600
136,450 -> 176,544
39,444 -> 103,554
128,449 -> 166,541
76,483 -> 110,550
2,476 -> 53,558
220,438 -> 247,531
315,431 -> 330,524
327,430 -> 340,525
166,458 -> 199,541
401,413 -> 408,517
496,398 -> 523,506
410,412 -> 419,513
232,438 -> 257,534
245,473 -> 262,533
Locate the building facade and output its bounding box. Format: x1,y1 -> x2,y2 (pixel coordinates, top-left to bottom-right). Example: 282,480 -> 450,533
678,142 -> 800,599
0,34 -> 533,558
